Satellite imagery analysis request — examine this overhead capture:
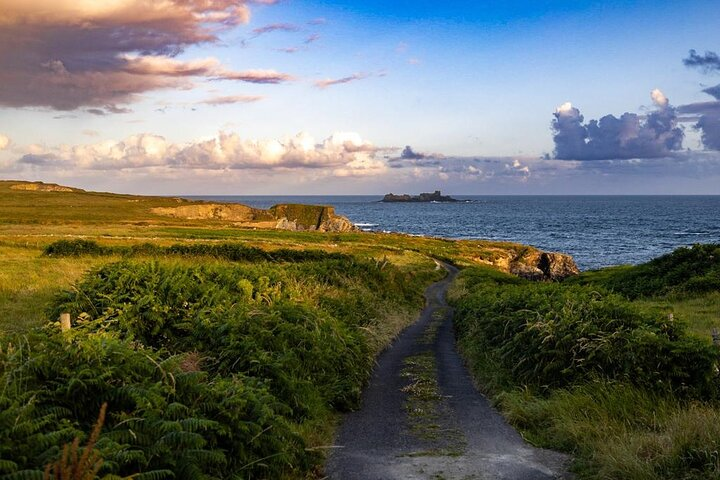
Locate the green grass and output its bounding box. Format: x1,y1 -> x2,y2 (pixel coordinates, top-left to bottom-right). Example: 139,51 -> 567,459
633,292 -> 720,337
499,382 -> 720,479
0,245 -> 111,334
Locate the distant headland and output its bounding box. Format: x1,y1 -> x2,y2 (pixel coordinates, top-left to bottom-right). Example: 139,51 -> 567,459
381,190 -> 459,203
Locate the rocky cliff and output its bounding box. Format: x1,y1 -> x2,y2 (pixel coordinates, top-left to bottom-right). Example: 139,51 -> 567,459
152,202 -> 356,233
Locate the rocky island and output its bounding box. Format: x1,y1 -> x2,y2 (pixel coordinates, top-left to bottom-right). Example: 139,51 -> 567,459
381,190 -> 459,203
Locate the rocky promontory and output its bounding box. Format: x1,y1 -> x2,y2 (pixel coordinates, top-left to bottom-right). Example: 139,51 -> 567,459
381,190 -> 459,203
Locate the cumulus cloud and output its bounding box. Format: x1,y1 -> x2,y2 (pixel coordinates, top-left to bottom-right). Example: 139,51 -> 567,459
0,0 -> 288,111
0,134 -> 10,150
552,91 -> 684,160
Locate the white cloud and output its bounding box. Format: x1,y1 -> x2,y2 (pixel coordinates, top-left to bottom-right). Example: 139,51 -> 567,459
0,134 -> 9,150
651,88 -> 669,108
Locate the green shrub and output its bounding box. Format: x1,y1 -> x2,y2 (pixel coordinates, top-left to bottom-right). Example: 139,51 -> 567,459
0,329 -> 304,479
42,239 -> 351,263
43,239 -> 110,257
452,267 -> 720,397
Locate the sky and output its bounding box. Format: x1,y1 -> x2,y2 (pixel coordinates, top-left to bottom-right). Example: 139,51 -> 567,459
1,0 -> 719,194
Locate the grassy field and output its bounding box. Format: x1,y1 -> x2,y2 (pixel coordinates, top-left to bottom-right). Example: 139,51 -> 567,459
449,246 -> 720,479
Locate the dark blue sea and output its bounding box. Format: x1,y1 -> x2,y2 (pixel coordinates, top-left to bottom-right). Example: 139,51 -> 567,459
185,196 -> 720,271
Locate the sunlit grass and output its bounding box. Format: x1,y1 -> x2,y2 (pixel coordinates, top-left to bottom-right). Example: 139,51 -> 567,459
0,245 -> 112,334
634,292 -> 720,338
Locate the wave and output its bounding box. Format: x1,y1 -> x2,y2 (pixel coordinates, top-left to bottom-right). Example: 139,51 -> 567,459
355,223 -> 380,227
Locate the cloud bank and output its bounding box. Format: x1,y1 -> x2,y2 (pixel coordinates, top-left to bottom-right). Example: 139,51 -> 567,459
15,131 -> 388,177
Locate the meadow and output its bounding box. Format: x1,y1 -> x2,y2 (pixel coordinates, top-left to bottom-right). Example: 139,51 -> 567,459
449,244 -> 720,479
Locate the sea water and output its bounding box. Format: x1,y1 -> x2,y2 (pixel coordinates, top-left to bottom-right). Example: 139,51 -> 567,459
185,195 -> 720,271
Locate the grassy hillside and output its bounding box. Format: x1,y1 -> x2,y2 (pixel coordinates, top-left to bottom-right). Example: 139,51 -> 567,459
449,247 -> 720,479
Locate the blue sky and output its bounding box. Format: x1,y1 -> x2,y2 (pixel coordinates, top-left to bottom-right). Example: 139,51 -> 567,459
0,0 -> 719,194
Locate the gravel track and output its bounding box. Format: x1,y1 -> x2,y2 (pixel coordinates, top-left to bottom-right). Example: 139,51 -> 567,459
326,262 -> 572,480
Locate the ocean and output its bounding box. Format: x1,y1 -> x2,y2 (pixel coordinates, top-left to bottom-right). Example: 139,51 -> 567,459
185,195 -> 720,271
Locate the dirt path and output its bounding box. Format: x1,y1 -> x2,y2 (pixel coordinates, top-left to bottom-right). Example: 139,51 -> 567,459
326,262 -> 571,479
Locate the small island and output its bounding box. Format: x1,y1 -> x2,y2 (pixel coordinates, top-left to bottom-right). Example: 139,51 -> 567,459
381,190 -> 459,203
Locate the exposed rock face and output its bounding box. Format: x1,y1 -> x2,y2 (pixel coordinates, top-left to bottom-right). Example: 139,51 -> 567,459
382,190 -> 458,203
270,204 -> 356,232
510,251 -> 580,281
11,182 -> 81,192
151,204 -> 266,222
152,202 -> 357,233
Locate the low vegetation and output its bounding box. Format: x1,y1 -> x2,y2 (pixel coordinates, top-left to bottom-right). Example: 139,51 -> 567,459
0,243 -> 441,479
450,245 -> 720,479
5,182 -> 720,479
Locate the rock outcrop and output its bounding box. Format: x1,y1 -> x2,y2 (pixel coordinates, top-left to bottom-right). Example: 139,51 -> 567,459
510,251 -> 580,281
270,204 -> 356,232
152,202 -> 357,233
381,190 -> 458,203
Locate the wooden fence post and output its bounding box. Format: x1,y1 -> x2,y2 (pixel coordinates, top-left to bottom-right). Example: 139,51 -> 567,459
712,327 -> 720,346
59,313 -> 71,332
